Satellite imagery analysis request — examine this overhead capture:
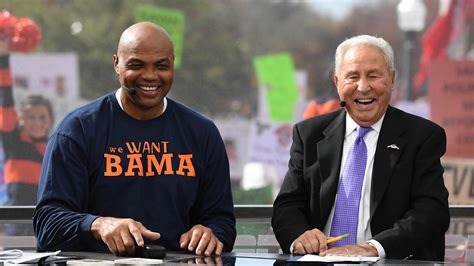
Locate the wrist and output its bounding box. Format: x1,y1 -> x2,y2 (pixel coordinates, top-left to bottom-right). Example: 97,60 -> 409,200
91,216 -> 104,240
361,241 -> 379,256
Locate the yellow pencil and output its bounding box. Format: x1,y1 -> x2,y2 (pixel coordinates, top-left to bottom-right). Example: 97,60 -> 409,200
327,233 -> 349,244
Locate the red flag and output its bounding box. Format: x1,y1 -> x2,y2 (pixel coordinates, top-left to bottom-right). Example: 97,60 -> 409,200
413,0 -> 474,96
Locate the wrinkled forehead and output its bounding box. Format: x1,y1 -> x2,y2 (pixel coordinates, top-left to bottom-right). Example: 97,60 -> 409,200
120,40 -> 173,57
118,44 -> 174,66
339,45 -> 388,70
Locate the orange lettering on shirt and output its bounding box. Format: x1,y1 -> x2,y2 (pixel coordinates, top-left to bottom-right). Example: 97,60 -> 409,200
146,153 -> 174,176
125,154 -> 144,176
143,142 -> 151,154
125,142 -> 141,153
151,142 -> 160,153
104,153 -> 122,176
176,154 -> 195,177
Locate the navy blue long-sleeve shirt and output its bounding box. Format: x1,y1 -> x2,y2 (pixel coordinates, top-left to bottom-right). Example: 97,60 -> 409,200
33,92 -> 236,252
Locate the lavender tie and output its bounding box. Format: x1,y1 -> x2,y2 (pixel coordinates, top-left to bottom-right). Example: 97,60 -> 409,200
330,126 -> 371,247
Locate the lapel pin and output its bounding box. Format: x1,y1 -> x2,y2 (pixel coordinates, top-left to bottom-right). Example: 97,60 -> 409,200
387,144 -> 399,150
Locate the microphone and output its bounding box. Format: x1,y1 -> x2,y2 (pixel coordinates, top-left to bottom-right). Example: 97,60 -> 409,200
340,100 -> 346,108
124,85 -> 137,95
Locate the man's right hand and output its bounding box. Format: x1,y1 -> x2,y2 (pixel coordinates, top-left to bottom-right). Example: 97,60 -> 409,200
292,228 -> 328,255
91,217 -> 161,256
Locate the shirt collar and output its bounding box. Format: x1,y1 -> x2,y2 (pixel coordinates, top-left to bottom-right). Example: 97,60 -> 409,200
115,88 -> 168,114
345,112 -> 385,138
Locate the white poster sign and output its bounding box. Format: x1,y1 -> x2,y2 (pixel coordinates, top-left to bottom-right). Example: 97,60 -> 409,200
10,53 -> 80,99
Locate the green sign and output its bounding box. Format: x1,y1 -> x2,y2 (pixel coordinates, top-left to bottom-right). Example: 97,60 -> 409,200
135,5 -> 185,69
254,53 -> 298,122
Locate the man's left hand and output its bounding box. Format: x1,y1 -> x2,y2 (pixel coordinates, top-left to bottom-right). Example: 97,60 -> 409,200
179,224 -> 223,256
319,243 -> 378,257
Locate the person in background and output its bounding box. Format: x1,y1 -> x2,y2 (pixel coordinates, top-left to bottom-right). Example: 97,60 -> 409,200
0,37 -> 53,207
302,97 -> 339,119
0,141 -> 5,203
33,22 -> 236,257
303,64 -> 341,120
272,35 -> 449,261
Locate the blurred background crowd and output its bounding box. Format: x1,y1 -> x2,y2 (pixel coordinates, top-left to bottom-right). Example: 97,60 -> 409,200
0,0 -> 473,213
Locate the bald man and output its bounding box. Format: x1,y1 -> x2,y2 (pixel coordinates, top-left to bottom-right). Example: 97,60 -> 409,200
33,22 -> 236,257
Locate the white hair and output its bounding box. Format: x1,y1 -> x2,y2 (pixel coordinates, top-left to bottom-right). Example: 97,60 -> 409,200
334,35 -> 395,75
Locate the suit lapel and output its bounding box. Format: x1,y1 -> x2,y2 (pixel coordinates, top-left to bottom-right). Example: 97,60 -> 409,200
371,106 -> 406,216
318,110 -> 346,224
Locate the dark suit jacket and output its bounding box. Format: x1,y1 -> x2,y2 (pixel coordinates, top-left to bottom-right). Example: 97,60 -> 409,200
272,106 -> 450,261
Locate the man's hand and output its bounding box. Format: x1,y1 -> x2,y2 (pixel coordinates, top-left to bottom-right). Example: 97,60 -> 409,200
179,224 -> 223,256
91,217 -> 161,256
292,229 -> 328,255
320,243 -> 378,257
179,256 -> 223,265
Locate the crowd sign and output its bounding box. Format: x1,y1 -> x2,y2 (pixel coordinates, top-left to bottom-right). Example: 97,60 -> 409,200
134,5 -> 185,69
429,60 -> 474,158
444,158 -> 474,236
254,53 -> 298,122
246,120 -> 292,197
10,53 -> 79,99
443,158 -> 474,204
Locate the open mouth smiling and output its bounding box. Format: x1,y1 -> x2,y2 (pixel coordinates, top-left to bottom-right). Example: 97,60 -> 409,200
355,98 -> 375,105
140,86 -> 159,91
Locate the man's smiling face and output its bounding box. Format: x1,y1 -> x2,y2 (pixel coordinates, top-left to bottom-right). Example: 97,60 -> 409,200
334,44 -> 395,127
113,23 -> 174,120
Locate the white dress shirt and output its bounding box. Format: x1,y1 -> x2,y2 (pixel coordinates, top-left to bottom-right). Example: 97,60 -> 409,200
322,113 -> 386,257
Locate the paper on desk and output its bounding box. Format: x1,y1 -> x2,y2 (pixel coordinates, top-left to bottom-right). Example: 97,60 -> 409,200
65,258 -> 163,265
0,249 -> 23,259
4,250 -> 61,264
114,257 -> 163,265
295,254 -> 380,262
66,258 -> 114,264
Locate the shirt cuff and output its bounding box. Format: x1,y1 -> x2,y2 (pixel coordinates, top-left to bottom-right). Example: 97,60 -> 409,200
289,241 -> 295,254
368,239 -> 385,258
80,214 -> 99,243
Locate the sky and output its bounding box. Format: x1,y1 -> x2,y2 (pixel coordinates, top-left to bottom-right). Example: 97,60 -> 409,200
292,0 -> 368,20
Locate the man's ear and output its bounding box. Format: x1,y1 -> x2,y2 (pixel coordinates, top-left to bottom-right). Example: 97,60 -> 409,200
334,74 -> 344,99
113,55 -> 119,74
333,74 -> 339,89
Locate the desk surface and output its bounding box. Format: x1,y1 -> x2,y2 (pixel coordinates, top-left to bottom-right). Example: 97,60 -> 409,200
52,251 -> 451,265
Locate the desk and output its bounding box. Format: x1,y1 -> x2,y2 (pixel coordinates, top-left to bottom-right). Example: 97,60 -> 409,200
0,206 -> 472,263
52,251 -> 450,265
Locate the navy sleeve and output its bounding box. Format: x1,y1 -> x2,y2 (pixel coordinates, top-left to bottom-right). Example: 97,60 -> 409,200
190,122 -> 236,251
33,130 -> 98,251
